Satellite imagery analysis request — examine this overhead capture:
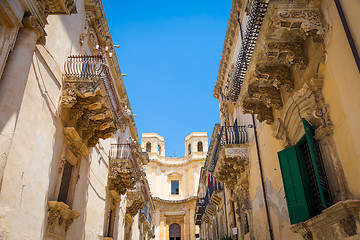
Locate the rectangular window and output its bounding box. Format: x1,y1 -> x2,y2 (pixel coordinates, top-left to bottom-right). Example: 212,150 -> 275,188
105,208 -> 116,237
58,161 -> 73,204
277,119 -> 331,224
171,180 -> 179,195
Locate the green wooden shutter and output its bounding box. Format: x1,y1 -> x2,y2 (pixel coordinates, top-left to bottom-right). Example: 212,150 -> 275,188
302,118 -> 332,208
278,146 -> 312,224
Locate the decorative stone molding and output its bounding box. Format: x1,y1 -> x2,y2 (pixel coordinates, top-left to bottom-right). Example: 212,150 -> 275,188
205,203 -> 216,216
213,0 -> 243,99
210,191 -> 223,209
254,64 -> 293,91
109,190 -> 121,208
291,200 -> 360,240
202,213 -> 211,224
214,144 -> 249,189
248,84 -> 283,109
42,0 -> 77,15
64,127 -> 89,159
22,15 -> 47,45
242,100 -> 274,124
143,220 -> 151,232
275,9 -> 325,42
266,41 -> 307,70
272,78 -> 331,146
125,213 -> 134,225
45,201 -> 80,239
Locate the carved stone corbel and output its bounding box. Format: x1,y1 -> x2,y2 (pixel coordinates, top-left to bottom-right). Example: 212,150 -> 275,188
22,15 -> 47,45
242,100 -> 274,124
276,9 -> 325,42
248,83 -> 283,109
266,41 -> 307,70
126,190 -> 144,217
254,63 -> 293,91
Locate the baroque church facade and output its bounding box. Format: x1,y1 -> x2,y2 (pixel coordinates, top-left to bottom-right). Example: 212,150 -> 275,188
141,133 -> 208,240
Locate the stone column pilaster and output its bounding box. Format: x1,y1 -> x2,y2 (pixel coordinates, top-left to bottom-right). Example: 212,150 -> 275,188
0,15 -> 44,188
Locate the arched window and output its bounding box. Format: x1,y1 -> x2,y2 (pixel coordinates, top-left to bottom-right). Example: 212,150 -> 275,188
169,223 -> 181,240
197,141 -> 203,152
158,145 -> 161,155
146,142 -> 151,153
188,144 -> 191,155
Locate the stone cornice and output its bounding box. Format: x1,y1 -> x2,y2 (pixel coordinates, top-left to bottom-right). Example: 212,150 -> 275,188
213,0 -> 244,99
153,196 -> 197,204
148,152 -> 205,167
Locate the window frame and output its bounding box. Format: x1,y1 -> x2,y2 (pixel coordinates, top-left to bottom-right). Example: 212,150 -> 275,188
277,118 -> 332,224
171,180 -> 180,195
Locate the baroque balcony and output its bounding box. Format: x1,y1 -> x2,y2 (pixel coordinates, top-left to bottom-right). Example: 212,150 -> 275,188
198,177 -> 224,225
126,185 -> 145,217
108,143 -> 141,195
226,0 -> 327,125
211,126 -> 249,189
61,55 -> 129,148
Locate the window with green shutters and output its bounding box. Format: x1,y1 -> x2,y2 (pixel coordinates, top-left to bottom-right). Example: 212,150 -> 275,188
277,119 -> 332,224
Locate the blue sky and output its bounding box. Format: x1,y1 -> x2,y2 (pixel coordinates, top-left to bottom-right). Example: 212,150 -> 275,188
103,1 -> 231,157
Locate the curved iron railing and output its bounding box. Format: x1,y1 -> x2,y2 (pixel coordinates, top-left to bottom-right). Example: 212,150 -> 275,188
64,55 -> 125,126
228,0 -> 269,102
209,125 -> 248,171
109,143 -> 141,179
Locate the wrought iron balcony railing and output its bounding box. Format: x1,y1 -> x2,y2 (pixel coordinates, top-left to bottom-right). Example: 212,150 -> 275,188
209,125 -> 248,171
228,0 -> 269,102
109,143 -> 141,178
64,55 -> 125,126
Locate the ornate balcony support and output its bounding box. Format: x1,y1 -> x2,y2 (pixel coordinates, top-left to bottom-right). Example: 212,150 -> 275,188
60,55 -> 123,148
108,144 -> 139,195
202,213 -> 211,224
205,203 -> 216,216
45,201 -> 80,239
248,83 -> 283,109
126,190 -> 145,217
228,3 -> 327,125
266,42 -> 307,70
210,190 -> 223,209
214,144 -> 249,189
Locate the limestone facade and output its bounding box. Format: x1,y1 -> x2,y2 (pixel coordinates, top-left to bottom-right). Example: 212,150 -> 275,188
141,133 -> 208,240
0,0 -> 154,239
197,0 -> 360,239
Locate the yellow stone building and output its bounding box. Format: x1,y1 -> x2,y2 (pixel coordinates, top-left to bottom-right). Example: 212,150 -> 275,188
142,133 -> 208,240
196,0 -> 360,239
0,0 -> 154,239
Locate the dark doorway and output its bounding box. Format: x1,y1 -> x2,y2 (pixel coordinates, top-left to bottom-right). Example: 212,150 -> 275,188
169,223 -> 181,240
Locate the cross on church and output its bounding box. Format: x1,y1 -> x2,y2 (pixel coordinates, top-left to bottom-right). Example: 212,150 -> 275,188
172,151 -> 177,158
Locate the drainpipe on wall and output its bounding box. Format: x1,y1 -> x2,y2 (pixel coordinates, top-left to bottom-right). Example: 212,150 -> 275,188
231,190 -> 239,240
334,0 -> 360,73
252,115 -> 274,240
